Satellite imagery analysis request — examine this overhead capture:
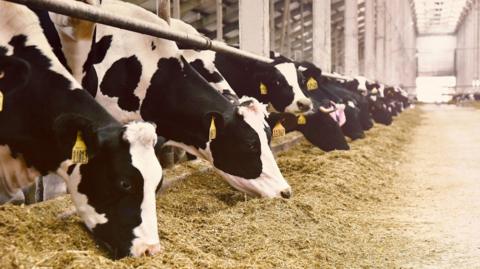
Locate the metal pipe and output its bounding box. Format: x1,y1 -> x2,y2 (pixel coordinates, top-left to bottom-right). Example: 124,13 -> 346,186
5,0 -> 273,63
4,0 -> 348,80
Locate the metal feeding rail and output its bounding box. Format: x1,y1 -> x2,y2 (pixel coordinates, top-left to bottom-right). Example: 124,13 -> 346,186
5,0 -> 348,81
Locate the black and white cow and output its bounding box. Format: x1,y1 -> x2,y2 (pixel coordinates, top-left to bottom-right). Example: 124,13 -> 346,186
358,78 -> 393,125
337,78 -> 374,131
47,0 -> 291,198
1,2 -> 163,258
170,20 -> 349,151
289,61 -> 366,140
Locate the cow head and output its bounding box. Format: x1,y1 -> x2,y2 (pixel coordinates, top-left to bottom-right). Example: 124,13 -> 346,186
342,101 -> 365,140
209,97 -> 292,198
268,105 -> 349,152
141,57 -> 291,198
271,61 -> 313,113
54,116 -> 163,259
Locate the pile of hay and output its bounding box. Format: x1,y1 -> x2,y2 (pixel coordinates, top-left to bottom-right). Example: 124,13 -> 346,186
0,108 -> 421,268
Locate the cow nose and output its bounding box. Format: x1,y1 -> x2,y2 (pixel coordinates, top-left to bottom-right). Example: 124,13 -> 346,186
297,98 -> 312,112
144,244 -> 162,256
280,188 -> 292,199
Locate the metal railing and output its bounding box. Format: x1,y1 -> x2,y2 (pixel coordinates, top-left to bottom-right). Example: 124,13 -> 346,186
5,0 -> 348,81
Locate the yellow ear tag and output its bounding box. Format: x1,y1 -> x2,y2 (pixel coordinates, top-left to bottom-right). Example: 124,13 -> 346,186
306,77 -> 318,91
0,90 -> 3,112
272,121 -> 285,138
297,114 -> 307,125
260,82 -> 268,95
209,116 -> 217,140
71,131 -> 88,164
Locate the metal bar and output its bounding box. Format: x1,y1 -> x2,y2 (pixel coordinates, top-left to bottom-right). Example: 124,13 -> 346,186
4,0 -> 348,81
216,0 -> 223,41
5,0 -> 273,63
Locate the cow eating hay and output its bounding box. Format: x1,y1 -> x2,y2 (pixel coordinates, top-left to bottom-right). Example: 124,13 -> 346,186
0,107 -> 421,268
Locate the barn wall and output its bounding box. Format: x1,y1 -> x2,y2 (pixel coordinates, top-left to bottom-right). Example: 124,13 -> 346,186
456,0 -> 480,93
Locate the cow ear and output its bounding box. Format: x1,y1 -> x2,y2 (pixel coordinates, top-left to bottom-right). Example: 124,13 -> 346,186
0,55 -> 31,94
53,114 -> 102,158
204,111 -> 225,135
267,112 -> 297,132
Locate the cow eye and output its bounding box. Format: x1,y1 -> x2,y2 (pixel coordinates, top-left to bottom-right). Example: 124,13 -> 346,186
120,180 -> 132,191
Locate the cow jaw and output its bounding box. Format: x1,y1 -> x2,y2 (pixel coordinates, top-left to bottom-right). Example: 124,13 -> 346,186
274,62 -> 312,114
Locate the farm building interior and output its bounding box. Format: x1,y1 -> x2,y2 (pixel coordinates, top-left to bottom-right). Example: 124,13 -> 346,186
1,0 -> 480,268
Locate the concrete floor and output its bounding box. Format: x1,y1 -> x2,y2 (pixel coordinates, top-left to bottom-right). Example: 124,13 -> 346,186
380,105 -> 480,268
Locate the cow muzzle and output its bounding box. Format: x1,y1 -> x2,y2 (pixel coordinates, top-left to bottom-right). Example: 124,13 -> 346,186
131,242 -> 163,257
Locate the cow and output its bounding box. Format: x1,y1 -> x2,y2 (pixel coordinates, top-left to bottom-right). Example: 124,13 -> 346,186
337,78 -> 374,131
287,61 -> 366,140
0,2 -> 164,259
362,80 -> 393,125
170,19 -> 349,151
46,0 -> 291,198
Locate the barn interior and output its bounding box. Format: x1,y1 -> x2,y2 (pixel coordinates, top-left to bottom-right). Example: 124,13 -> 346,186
1,0 -> 480,268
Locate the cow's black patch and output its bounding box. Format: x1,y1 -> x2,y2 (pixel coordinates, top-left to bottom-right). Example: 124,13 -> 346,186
214,52 -> 294,112
100,56 -> 141,112
66,165 -> 76,175
151,41 -> 156,51
189,59 -> 223,83
83,35 -> 112,73
29,7 -> 72,72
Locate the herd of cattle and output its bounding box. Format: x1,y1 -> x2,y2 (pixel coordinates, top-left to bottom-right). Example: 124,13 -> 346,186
0,0 -> 412,259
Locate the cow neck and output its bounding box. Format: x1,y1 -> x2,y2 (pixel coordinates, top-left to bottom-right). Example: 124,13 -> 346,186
141,57 -> 233,149
213,53 -> 270,105
0,35 -> 117,173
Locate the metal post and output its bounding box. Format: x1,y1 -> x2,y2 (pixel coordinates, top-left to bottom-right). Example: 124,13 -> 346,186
270,0 -> 276,50
344,0 -> 359,76
216,0 -> 223,41
280,0 -> 291,55
312,0 -> 331,72
172,0 -> 180,19
156,0 -> 170,24
364,0 -> 375,78
376,0 -> 386,82
300,0 -> 305,59
239,0 -> 270,57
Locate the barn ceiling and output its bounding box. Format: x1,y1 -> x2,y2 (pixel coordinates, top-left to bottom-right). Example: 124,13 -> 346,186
413,0 -> 471,35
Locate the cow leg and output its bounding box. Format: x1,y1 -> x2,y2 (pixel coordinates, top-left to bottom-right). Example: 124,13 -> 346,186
22,183 -> 37,205
35,176 -> 44,202
42,174 -> 67,201
159,146 -> 175,168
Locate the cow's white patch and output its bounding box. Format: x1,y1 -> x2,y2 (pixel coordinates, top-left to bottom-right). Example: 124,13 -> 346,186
348,101 -> 356,108
297,66 -> 307,72
355,76 -> 368,91
63,163 -> 108,230
170,20 -> 234,94
123,122 -> 163,256
370,95 -> 377,102
274,62 -> 312,113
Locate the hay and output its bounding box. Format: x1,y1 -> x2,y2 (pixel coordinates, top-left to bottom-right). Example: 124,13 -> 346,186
0,108 -> 421,268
